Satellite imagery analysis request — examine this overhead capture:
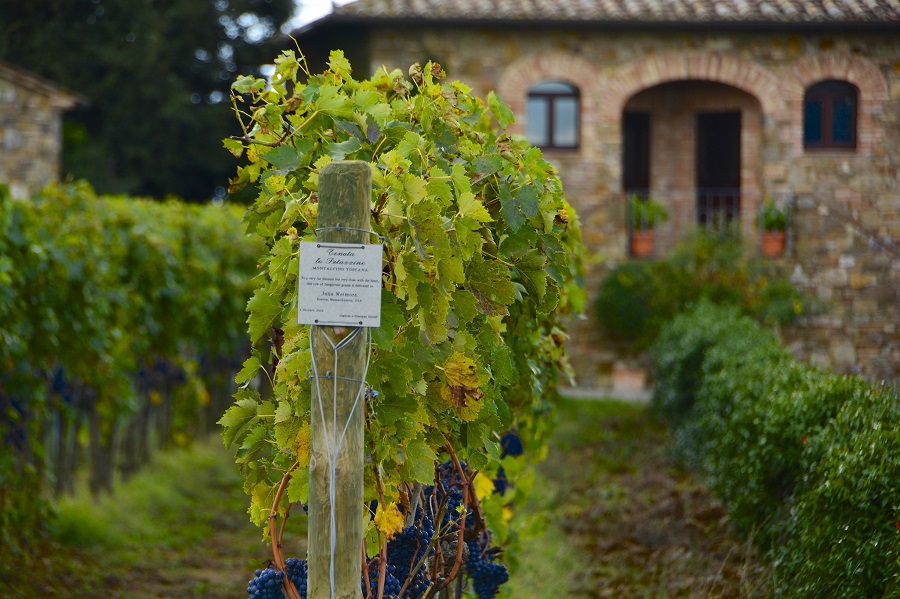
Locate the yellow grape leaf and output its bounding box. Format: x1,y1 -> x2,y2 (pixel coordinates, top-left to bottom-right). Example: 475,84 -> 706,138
444,352 -> 478,388
474,472 -> 495,501
374,502 -> 405,540
440,352 -> 483,420
294,422 -> 312,467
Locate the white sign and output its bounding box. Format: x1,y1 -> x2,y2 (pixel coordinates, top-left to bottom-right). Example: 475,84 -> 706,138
297,242 -> 383,327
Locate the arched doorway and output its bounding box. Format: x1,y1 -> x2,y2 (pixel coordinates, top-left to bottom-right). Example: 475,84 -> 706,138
621,80 -> 764,254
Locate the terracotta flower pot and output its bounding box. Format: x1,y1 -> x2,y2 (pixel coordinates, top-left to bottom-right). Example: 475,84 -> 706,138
761,230 -> 785,257
631,230 -> 655,257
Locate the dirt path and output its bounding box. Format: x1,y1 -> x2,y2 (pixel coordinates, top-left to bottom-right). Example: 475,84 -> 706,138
541,399 -> 772,598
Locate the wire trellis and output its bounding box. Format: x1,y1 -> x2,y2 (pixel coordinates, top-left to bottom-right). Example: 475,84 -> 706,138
307,285 -> 374,599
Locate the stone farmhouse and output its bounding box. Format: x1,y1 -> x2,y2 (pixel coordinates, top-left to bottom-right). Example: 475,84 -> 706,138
297,0 -> 900,387
0,61 -> 80,200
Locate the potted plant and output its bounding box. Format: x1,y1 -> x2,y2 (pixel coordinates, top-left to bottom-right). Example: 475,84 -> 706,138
629,194 -> 668,257
759,198 -> 787,257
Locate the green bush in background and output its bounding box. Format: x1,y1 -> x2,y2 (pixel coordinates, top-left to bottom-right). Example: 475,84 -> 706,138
651,303 -> 900,597
594,232 -> 809,354
773,382 -> 900,597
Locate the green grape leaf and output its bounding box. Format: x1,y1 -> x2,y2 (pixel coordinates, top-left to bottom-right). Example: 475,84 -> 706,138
487,91 -> 515,129
474,155 -> 503,178
219,389 -> 262,448
403,438 -> 438,484
457,192 -> 492,222
500,184 -> 540,231
287,469 -> 310,504
235,355 -> 262,385
262,144 -> 304,171
465,260 -> 516,316
327,137 -> 362,160
315,85 -> 354,117
372,291 -> 405,350
246,286 -> 283,345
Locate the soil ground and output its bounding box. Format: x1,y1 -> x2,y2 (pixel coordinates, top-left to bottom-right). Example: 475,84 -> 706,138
531,398 -> 772,598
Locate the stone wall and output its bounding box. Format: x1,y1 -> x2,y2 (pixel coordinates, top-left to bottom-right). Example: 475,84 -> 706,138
0,65 -> 77,199
355,27 -> 899,384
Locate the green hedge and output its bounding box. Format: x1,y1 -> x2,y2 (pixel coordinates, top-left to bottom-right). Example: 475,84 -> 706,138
652,302 -> 900,597
0,182 -> 261,554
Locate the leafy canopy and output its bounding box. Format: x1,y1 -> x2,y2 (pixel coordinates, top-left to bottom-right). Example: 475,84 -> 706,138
220,50 -> 585,532
0,0 -> 292,200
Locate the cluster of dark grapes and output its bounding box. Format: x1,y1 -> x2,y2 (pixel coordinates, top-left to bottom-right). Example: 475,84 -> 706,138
383,511 -> 434,599
386,515 -> 433,582
361,557 -> 402,597
285,557 -> 308,597
500,430 -> 524,458
247,566 -> 286,599
246,459 -> 510,599
494,430 -> 525,495
465,536 -> 509,599
425,460 -> 466,531
246,559 -> 308,599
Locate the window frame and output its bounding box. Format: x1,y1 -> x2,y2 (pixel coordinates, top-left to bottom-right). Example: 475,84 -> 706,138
803,79 -> 858,151
526,81 -> 580,150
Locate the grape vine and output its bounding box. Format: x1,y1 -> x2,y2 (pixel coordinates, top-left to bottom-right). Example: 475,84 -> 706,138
222,49 -> 584,597
0,181 -> 261,555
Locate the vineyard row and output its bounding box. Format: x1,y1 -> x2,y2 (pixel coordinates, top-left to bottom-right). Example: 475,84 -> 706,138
0,182 -> 261,553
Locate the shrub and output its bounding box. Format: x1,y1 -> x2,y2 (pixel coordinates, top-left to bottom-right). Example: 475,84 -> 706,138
772,382 -> 900,598
652,302 -> 900,598
594,232 -> 809,358
650,302 -> 774,425
689,357 -> 856,544
592,260 -> 658,351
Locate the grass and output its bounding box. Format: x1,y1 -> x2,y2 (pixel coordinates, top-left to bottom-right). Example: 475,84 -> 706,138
53,438 -> 247,554
3,437 -> 273,598
2,396 -> 769,598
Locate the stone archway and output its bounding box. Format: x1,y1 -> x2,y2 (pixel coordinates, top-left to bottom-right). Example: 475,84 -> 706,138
622,80 -> 765,250
600,52 -> 784,125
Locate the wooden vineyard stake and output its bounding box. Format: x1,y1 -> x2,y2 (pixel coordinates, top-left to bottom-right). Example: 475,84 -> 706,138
307,160 -> 372,599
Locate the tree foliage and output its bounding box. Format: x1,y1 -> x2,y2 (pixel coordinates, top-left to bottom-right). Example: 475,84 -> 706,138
220,48 -> 585,567
0,0 -> 293,200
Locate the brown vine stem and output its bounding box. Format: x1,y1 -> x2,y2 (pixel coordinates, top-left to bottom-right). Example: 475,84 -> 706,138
362,542 -> 373,599
374,464 -> 389,599
229,109 -> 321,150
269,461 -> 302,599
432,444 -> 468,592
445,440 -> 486,538
278,502 -> 293,548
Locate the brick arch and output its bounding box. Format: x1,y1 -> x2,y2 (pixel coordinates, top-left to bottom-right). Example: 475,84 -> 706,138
496,51 -> 603,148
599,52 -> 784,123
784,53 -> 888,154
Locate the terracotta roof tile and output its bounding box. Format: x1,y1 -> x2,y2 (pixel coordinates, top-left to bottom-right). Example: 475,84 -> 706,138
330,0 -> 900,23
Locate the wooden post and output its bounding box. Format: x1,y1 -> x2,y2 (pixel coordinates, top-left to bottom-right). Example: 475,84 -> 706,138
308,161 -> 371,599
